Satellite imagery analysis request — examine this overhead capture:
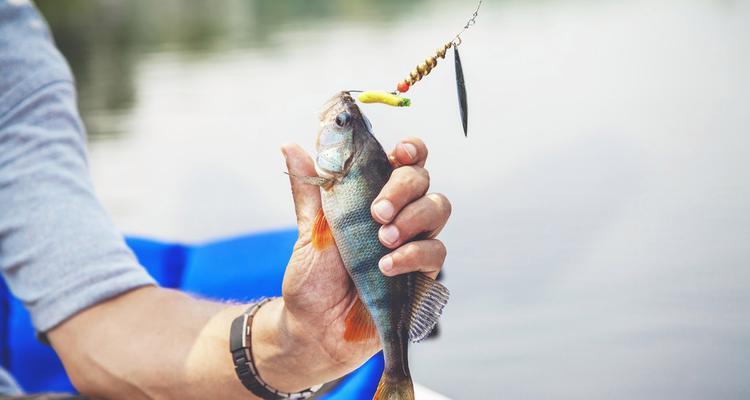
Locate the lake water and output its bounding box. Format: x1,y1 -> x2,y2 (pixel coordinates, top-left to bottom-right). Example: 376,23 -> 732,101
38,0 -> 750,398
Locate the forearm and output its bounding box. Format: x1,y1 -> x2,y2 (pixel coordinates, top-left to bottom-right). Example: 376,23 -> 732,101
47,287 -> 351,399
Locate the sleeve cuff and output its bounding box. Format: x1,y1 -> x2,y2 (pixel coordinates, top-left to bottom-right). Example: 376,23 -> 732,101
30,266 -> 157,335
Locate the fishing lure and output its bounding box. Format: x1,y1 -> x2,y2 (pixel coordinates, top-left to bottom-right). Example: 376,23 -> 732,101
358,91 -> 411,107
360,0 -> 481,136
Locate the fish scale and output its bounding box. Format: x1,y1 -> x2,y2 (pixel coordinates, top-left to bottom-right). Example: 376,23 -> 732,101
323,156 -> 410,344
311,92 -> 449,400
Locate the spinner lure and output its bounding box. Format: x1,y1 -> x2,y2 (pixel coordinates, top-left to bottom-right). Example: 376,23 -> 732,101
356,1 -> 482,137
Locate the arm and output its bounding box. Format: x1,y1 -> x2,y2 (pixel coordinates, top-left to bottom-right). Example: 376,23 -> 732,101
0,4 -> 451,398
49,288 -> 361,399
48,138 -> 450,399
49,288 -> 288,399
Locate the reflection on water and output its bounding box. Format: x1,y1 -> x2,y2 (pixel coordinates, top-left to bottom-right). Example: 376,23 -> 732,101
37,0 -> 750,398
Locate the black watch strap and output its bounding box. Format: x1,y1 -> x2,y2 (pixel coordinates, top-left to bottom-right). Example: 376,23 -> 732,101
229,298 -> 320,399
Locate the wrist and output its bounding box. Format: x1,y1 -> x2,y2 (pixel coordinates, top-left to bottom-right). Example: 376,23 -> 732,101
250,298 -> 325,392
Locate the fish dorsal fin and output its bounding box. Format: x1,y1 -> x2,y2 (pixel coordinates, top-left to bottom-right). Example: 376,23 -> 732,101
343,297 -> 378,342
312,209 -> 335,250
409,273 -> 450,343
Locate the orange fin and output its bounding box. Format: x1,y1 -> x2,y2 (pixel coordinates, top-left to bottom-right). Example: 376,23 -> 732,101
312,209 -> 335,250
373,374 -> 414,400
343,298 -> 378,342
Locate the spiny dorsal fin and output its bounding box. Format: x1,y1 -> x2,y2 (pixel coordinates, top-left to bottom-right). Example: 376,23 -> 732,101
343,297 -> 378,342
312,209 -> 335,250
409,273 -> 450,343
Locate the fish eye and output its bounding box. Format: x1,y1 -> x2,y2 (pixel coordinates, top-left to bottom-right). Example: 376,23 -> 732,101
335,112 -> 351,128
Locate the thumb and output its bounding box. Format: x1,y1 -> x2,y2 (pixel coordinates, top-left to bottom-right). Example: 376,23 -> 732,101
281,143 -> 321,234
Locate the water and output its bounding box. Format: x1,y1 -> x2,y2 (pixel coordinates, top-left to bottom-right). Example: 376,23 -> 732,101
37,0 -> 750,398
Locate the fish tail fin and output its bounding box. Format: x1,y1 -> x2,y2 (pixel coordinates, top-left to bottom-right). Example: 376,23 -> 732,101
373,374 -> 414,400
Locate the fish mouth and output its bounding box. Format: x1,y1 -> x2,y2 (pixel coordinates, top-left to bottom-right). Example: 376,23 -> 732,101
318,91 -> 361,126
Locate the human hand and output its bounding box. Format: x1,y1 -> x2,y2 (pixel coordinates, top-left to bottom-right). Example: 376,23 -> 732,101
251,138 -> 451,392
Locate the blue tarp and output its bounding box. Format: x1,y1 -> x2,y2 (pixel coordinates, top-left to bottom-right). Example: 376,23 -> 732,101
0,229 -> 382,398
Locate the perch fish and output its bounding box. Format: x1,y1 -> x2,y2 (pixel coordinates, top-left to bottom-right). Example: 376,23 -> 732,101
302,92 -> 449,400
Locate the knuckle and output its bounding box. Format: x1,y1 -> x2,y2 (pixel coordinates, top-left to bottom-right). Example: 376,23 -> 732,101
418,166 -> 430,183
400,166 -> 425,189
392,166 -> 429,192
383,171 -> 407,198
392,165 -> 417,185
403,167 -> 419,186
428,193 -> 452,216
435,240 -> 447,261
401,242 -> 421,260
390,166 -> 407,181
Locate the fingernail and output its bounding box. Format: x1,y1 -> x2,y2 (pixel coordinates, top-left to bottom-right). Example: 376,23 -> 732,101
402,143 -> 418,161
379,256 -> 393,274
379,225 -> 400,246
372,200 -> 395,222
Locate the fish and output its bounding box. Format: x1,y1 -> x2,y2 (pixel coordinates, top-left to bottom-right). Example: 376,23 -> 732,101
301,92 -> 450,400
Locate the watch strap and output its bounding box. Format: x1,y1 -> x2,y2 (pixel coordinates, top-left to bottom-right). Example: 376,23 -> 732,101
229,298 -> 320,399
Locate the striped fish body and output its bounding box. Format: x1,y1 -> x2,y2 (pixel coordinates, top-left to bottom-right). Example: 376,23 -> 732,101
312,92 -> 448,400
321,133 -> 415,395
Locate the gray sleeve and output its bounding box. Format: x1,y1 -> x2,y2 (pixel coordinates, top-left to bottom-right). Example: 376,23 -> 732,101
0,1 -> 156,333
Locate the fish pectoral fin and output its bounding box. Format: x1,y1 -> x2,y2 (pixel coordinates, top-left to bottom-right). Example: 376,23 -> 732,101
409,273 -> 450,343
343,297 -> 378,342
312,209 -> 336,250
284,172 -> 333,188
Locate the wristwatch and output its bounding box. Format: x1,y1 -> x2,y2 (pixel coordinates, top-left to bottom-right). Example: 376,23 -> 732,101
229,298 -> 321,399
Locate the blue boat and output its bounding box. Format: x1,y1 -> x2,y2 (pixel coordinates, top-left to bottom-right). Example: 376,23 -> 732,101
0,229 -> 383,399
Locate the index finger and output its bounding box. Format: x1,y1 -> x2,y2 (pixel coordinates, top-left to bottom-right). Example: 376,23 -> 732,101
388,137 -> 428,168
